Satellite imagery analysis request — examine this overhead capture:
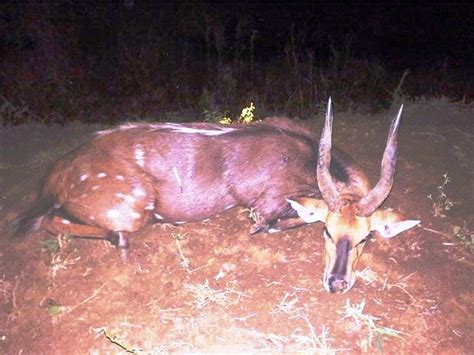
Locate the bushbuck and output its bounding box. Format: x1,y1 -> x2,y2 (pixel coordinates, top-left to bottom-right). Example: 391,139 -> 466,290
13,99 -> 419,293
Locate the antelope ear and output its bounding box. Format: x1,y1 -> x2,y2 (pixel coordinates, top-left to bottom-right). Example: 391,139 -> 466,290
286,197 -> 328,223
370,209 -> 420,239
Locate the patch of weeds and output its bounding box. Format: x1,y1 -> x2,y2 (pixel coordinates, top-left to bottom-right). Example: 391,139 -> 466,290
342,299 -> 403,352
171,232 -> 190,269
203,102 -> 257,124
381,272 -> 416,300
0,274 -> 13,305
41,235 -> 80,278
355,266 -> 379,286
291,316 -> 336,354
238,102 -> 256,123
453,225 -> 474,252
0,96 -> 36,125
249,320 -> 338,353
184,279 -> 245,309
427,172 -> 454,217
50,252 -> 81,279
40,237 -> 62,254
203,107 -> 230,123
271,289 -> 306,315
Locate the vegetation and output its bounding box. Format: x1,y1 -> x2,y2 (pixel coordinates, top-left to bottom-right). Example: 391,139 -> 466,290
0,3 -> 471,125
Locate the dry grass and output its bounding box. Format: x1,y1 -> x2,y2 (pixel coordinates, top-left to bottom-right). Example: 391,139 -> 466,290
427,172 -> 454,217
341,299 -> 404,351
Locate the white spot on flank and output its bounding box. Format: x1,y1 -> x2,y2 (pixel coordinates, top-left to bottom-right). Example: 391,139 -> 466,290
135,145 -> 146,167
164,123 -> 236,136
132,186 -> 146,197
61,219 -> 71,225
116,175 -> 125,181
80,174 -> 89,181
154,213 -> 164,220
97,172 -> 107,178
116,192 -> 136,203
145,202 -> 155,210
173,167 -> 183,191
131,211 -> 141,219
106,209 -> 121,219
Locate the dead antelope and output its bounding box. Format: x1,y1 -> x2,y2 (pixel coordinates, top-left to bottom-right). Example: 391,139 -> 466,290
13,98 -> 419,293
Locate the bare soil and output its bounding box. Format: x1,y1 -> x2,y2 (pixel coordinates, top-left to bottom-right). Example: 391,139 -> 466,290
0,98 -> 473,354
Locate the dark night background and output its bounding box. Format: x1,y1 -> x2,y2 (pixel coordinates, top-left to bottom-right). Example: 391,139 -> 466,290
1,2 -> 473,124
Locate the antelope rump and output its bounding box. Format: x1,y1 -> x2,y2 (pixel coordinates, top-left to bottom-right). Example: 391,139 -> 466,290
12,99 -> 420,293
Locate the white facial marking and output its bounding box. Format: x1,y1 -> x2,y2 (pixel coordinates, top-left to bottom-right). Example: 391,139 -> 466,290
97,172 -> 107,178
54,203 -> 61,209
135,144 -> 146,167
80,174 -> 89,181
154,213 -> 164,220
61,219 -> 71,225
116,175 -> 125,181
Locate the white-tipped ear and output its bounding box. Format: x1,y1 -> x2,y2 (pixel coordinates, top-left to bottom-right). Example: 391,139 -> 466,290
370,209 -> 420,239
286,198 -> 328,223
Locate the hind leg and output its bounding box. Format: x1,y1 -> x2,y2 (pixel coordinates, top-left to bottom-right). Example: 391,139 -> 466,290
41,215 -> 110,238
41,215 -> 130,260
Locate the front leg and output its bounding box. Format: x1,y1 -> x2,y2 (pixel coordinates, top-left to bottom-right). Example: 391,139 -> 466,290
249,214 -> 269,234
248,197 -> 302,235
268,217 -> 307,233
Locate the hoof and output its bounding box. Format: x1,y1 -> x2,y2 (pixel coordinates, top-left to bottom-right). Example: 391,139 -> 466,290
106,231 -> 129,262
249,223 -> 268,235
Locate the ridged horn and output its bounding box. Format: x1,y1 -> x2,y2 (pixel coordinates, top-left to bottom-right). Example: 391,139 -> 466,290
356,105 -> 404,216
317,98 -> 340,212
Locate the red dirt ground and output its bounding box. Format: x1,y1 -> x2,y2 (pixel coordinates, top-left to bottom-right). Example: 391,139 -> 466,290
0,98 -> 472,353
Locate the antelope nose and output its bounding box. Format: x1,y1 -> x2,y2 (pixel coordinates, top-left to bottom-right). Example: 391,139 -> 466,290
328,275 -> 347,293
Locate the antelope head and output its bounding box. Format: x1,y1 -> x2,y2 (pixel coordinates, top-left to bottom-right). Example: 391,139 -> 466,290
288,99 -> 420,293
